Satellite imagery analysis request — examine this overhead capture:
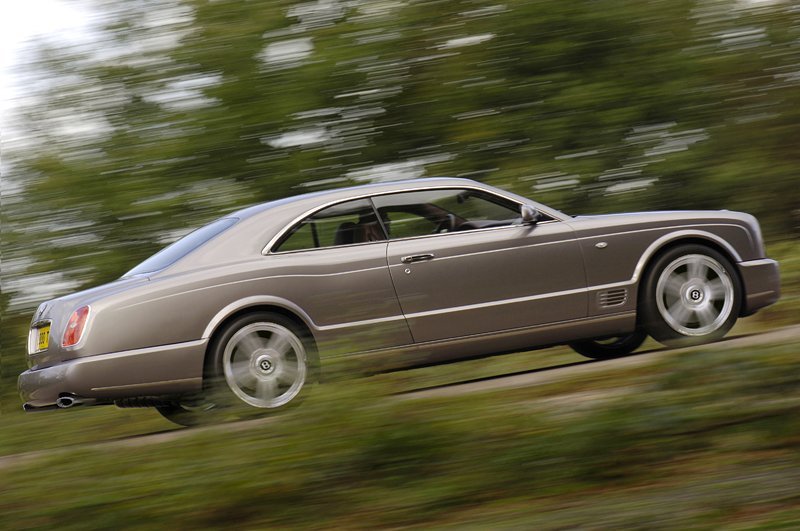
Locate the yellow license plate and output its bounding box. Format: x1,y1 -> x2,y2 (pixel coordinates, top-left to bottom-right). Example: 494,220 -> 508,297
37,325 -> 51,351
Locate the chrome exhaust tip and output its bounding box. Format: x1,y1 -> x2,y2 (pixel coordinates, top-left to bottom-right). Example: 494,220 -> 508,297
56,396 -> 80,409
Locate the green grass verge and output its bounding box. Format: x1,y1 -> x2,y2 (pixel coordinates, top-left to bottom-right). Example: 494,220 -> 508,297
2,338 -> 800,529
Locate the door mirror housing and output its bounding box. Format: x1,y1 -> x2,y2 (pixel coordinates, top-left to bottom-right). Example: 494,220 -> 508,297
520,204 -> 539,225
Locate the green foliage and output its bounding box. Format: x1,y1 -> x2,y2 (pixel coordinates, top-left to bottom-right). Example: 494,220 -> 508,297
4,0 -> 800,313
2,340 -> 800,528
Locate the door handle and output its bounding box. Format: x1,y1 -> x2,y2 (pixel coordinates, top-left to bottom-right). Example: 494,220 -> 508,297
401,253 -> 435,264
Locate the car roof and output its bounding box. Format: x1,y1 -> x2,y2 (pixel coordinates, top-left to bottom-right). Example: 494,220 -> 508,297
229,177 -> 489,220
147,177 -> 568,276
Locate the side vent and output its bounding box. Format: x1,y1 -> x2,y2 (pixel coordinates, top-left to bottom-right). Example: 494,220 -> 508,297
598,288 -> 628,308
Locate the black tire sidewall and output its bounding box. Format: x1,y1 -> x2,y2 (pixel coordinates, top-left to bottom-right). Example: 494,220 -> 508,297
640,244 -> 741,347
156,402 -> 214,427
569,329 -> 648,360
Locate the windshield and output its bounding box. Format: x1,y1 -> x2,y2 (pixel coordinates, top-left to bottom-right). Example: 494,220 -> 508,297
124,217 -> 238,277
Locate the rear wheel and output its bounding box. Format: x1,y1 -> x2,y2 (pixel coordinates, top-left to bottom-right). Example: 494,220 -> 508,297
641,245 -> 741,347
219,318 -> 309,409
156,399 -> 215,427
158,312 -> 316,426
569,330 -> 647,360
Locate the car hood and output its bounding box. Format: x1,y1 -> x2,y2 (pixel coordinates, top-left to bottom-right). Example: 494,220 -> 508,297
571,210 -> 755,223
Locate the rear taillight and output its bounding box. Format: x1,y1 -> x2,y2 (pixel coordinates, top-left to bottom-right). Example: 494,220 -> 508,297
62,306 -> 90,348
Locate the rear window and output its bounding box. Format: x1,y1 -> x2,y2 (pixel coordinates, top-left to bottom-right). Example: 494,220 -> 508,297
124,217 -> 238,276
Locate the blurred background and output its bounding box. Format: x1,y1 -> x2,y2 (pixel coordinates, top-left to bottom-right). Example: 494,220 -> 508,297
1,0 -> 799,527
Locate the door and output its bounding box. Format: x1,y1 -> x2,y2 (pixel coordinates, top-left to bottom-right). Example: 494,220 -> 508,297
267,198 -> 413,353
372,188 -> 587,344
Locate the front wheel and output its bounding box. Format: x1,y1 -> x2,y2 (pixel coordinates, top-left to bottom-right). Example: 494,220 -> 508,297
569,330 -> 647,360
641,245 -> 741,347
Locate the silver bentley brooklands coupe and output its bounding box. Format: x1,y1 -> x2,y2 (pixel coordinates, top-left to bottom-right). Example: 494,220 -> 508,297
19,178 -> 780,425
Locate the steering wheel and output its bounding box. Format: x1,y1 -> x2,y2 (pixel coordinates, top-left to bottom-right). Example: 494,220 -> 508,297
433,213 -> 457,234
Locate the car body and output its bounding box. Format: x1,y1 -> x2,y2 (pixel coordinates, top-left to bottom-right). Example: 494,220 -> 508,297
19,177 -> 780,424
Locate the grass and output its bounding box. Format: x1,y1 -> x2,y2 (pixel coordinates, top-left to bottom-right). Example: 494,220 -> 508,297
749,241 -> 800,326
2,336 -> 800,529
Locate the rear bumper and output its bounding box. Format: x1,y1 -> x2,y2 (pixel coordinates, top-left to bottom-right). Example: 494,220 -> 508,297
18,339 -> 207,410
739,258 -> 780,316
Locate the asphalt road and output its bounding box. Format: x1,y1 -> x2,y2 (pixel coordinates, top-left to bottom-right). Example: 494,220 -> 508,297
2,324 -> 798,470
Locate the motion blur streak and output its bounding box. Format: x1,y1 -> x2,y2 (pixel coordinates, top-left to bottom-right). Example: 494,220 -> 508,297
1,0 -> 799,528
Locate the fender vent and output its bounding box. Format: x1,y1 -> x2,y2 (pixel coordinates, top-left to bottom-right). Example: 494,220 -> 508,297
598,288 -> 628,308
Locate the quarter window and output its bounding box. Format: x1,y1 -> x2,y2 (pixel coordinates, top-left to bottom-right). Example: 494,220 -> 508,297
274,199 -> 385,252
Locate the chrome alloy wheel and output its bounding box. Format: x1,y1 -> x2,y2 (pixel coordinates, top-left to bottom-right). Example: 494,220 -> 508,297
655,254 -> 735,337
222,322 -> 307,408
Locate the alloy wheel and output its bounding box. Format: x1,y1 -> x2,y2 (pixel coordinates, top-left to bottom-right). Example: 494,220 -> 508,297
655,254 -> 735,337
222,322 -> 307,408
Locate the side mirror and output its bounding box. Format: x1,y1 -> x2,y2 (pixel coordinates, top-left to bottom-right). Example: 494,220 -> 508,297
520,204 -> 539,225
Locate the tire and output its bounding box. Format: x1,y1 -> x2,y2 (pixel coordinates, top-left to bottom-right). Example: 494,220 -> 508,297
156,399 -> 216,427
569,330 -> 648,360
160,311 -> 317,426
640,244 -> 741,347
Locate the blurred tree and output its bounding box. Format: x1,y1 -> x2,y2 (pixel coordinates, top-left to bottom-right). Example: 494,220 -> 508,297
3,0 -> 799,316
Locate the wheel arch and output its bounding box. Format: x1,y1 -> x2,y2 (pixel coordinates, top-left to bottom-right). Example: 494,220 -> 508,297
634,233 -> 745,318
632,230 -> 742,284
196,299 -> 320,409
201,297 -> 319,357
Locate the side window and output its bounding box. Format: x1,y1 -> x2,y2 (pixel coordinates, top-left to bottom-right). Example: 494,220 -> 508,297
371,189 -> 522,239
274,199 -> 385,252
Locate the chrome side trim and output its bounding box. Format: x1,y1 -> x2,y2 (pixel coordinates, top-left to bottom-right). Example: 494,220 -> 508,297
380,223 -> 745,269
263,184 -> 567,255
404,287 -> 587,319
317,314 -> 407,332
317,280 -> 635,333
335,311 -> 637,359
198,279 -> 637,338
121,265 -> 390,311
402,280 -> 633,320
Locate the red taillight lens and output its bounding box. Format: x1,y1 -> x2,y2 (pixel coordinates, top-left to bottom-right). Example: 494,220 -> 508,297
62,306 -> 90,348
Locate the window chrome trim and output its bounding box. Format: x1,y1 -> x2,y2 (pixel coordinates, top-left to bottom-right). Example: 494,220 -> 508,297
270,197 -> 381,254
263,184 -> 564,255
260,238 -> 390,257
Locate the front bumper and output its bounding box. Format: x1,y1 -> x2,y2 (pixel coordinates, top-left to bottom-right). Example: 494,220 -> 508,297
738,258 -> 781,316
18,339 -> 207,410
